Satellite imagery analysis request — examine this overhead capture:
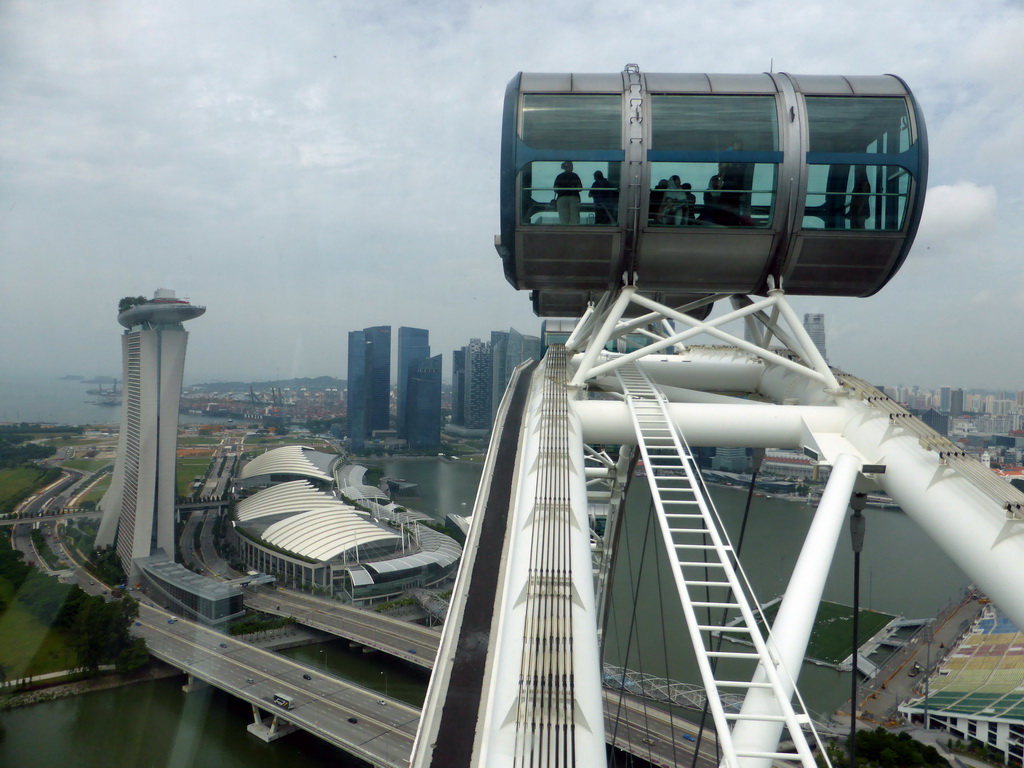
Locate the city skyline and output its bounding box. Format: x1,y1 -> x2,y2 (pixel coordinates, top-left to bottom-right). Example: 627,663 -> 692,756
2,2 -> 1024,390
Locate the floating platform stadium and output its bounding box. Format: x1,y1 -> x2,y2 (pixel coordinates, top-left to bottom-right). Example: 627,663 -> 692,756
719,598 -> 899,671
229,446 -> 461,603
900,606 -> 1024,763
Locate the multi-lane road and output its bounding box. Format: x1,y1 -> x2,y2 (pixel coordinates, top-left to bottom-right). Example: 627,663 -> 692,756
135,602 -> 417,768
245,588 -> 723,767
245,589 -> 437,668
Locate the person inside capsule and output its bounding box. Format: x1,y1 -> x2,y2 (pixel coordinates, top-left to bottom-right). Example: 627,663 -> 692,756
553,161 -> 583,224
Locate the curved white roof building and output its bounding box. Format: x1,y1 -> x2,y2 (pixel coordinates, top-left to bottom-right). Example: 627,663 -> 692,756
235,480 -> 400,562
239,445 -> 337,486
230,461 -> 463,604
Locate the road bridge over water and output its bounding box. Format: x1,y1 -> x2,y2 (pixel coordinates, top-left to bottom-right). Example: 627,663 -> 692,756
244,588 -> 720,766
134,602 -> 417,768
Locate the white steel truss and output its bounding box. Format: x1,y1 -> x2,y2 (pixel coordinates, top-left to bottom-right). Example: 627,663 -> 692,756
614,358 -> 819,768
567,281 -> 839,392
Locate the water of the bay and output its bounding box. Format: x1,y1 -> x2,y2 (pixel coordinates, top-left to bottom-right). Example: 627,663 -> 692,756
0,375 -> 227,426
0,456 -> 968,765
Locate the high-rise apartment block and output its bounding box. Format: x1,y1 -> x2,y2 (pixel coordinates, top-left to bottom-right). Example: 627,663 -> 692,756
96,290 -> 205,579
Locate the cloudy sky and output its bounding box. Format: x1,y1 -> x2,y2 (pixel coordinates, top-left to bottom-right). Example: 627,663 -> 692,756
1,0 -> 1022,390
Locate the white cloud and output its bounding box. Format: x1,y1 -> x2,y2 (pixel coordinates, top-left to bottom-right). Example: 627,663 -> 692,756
919,182 -> 998,240
3,0 -> 1024,388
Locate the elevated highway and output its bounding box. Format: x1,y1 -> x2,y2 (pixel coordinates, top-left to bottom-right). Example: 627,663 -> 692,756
243,587 -> 717,766
134,603 -> 417,768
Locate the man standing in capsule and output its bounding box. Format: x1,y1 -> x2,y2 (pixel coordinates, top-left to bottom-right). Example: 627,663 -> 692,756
554,160 -> 582,224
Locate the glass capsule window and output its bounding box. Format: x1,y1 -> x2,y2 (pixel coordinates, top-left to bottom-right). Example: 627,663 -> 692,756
803,164 -> 910,231
648,162 -> 778,227
803,97 -> 914,231
650,95 -> 779,151
518,161 -> 621,225
521,94 -> 621,150
649,95 -> 779,226
805,97 -> 912,154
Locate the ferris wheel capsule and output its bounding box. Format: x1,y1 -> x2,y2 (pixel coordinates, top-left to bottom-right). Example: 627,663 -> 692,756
496,69 -> 928,315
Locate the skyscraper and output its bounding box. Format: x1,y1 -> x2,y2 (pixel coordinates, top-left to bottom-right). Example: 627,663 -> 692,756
491,328 -> 541,417
451,348 -> 465,427
346,329 -> 366,449
96,289 -> 205,579
940,386 -> 952,413
406,354 -> 442,450
950,388 -> 965,419
346,325 -> 391,451
464,338 -> 492,430
802,313 -> 827,362
397,327 -> 430,437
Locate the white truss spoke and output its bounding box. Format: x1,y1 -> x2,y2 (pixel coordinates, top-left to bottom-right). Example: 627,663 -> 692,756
614,360 -> 820,768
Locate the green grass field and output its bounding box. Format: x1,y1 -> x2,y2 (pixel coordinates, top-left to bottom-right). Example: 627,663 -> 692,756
760,599 -> 894,664
78,476 -> 112,505
176,456 -> 213,495
0,466 -> 57,515
0,579 -> 78,678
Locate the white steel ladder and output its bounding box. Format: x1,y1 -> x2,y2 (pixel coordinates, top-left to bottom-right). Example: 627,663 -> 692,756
615,361 -> 819,768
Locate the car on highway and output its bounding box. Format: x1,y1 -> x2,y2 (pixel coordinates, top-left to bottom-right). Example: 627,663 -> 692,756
167,617 -> 177,624
348,717 -> 358,724
682,733 -> 696,743
219,642 -> 227,648
408,648 -> 417,654
134,621 -> 142,626
302,673 -> 311,680
378,699 -> 387,706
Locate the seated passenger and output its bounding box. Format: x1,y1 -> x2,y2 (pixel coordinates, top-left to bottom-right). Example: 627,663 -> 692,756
650,179 -> 668,224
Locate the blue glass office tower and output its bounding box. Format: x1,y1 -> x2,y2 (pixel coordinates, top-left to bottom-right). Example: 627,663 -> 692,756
346,329 -> 366,450
451,348 -> 465,427
398,327 -> 430,438
347,325 -> 391,451
407,354 -> 442,450
490,328 -> 541,418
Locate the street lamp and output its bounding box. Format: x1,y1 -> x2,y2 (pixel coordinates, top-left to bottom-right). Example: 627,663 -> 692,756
381,670 -> 388,698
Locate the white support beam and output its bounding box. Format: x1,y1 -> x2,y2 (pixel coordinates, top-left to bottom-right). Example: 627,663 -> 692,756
730,453 -> 862,768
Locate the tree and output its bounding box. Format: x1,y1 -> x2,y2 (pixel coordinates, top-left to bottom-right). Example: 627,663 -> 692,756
117,295 -> 148,313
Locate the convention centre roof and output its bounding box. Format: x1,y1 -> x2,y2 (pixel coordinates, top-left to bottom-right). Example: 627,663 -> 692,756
235,480 -> 400,562
239,445 -> 337,484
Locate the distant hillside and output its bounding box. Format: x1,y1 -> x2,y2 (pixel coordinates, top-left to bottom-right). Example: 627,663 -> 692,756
189,376 -> 345,391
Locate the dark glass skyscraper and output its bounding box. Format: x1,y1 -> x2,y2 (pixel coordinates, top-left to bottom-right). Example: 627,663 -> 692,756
346,329 -> 366,450
451,348 -> 465,427
347,325 -> 391,451
464,338 -> 492,430
398,327 -> 430,438
407,354 -> 442,450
